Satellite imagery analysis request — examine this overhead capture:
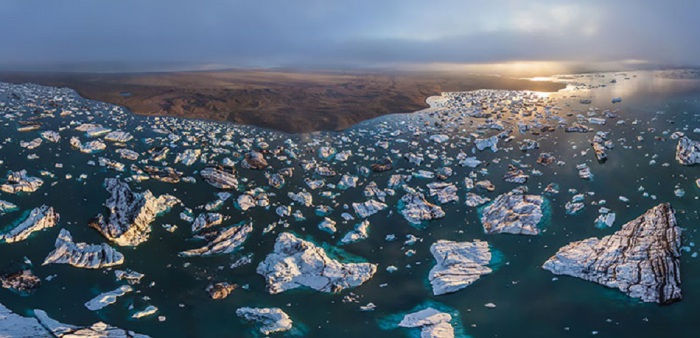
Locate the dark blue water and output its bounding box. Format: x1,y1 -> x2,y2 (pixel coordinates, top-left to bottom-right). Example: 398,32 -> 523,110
0,70 -> 698,337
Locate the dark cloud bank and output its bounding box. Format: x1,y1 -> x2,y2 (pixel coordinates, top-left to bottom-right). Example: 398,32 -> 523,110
2,0 -> 698,72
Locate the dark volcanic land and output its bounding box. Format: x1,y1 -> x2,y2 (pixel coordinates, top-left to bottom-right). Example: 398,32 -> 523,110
0,69 -> 565,133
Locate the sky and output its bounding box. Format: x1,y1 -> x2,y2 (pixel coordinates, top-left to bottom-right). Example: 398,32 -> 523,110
1,0 -> 699,72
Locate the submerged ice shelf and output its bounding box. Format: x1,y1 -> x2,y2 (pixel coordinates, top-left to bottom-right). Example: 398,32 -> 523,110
0,71 -> 698,337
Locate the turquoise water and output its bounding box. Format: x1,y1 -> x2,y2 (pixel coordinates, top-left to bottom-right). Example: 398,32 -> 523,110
0,70 -> 698,337
377,300 -> 470,337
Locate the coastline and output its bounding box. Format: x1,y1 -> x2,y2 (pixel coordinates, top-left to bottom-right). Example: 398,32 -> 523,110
0,69 -> 566,133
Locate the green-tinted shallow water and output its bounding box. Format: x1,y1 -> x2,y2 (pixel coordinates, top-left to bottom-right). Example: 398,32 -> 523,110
0,70 -> 698,337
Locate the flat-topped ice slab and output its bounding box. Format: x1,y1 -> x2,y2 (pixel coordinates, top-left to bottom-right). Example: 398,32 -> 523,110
257,233 -> 377,294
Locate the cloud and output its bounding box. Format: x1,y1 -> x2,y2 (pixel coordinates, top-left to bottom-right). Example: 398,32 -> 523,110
0,0 -> 698,71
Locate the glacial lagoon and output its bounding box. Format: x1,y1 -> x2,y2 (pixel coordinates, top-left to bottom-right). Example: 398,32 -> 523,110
0,70 -> 699,337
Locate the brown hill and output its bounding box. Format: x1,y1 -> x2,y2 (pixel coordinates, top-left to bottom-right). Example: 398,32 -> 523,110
0,69 -> 565,133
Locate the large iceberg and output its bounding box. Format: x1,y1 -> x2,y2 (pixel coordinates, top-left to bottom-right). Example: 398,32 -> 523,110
1,205 -> 59,243
200,166 -> 239,189
398,308 -> 455,338
543,203 -> 681,303
179,222 -> 253,257
0,302 -> 150,337
399,189 -> 445,225
43,229 -> 124,269
89,178 -> 179,246
0,170 -> 43,194
676,136 -> 700,165
352,199 -> 388,218
481,191 -> 544,235
257,233 -> 376,294
429,240 -> 493,295
236,307 -> 293,335
84,285 -> 133,311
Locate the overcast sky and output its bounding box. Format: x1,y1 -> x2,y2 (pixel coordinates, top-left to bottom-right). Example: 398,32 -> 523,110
2,0 -> 699,71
